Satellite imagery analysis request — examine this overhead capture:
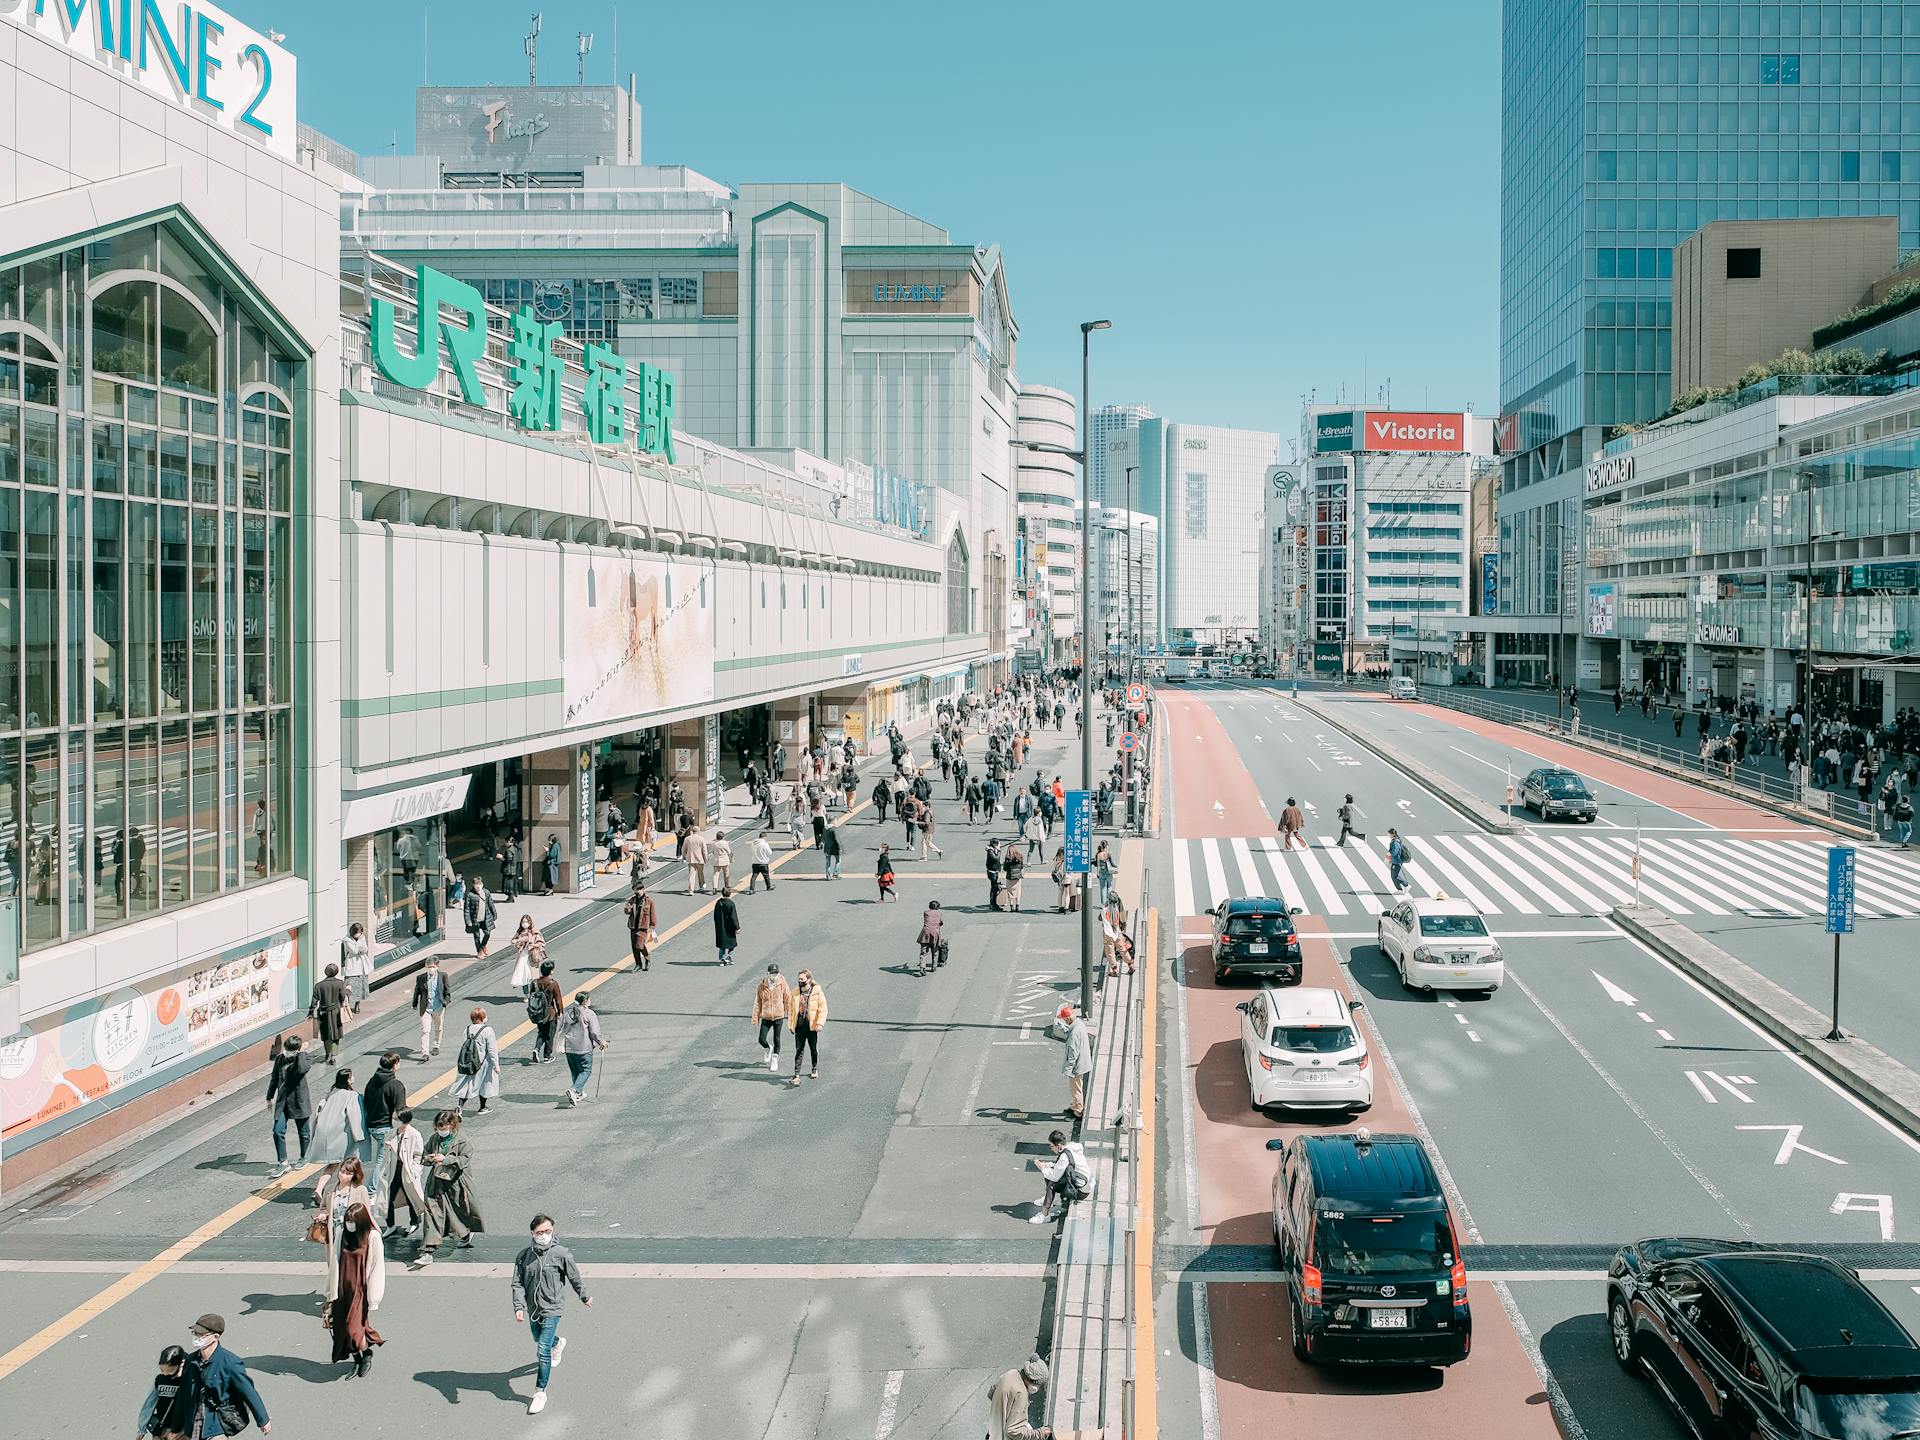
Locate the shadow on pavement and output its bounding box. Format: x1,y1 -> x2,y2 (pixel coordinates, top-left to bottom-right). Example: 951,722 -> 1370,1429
244,1352 -> 353,1385
1183,1278 -> 1448,1396
1536,1309 -> 1678,1440
412,1362 -> 536,1406
239,1290 -> 320,1317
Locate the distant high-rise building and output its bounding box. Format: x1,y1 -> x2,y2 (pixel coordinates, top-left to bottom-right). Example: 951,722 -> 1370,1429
1088,403 -> 1154,507
1017,385 -> 1079,664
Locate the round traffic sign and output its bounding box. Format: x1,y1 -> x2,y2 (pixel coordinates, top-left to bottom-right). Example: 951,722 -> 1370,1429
1125,683 -> 1146,705
1118,733 -> 1138,752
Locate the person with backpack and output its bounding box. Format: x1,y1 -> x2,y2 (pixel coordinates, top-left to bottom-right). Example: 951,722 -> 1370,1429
463,877 -> 496,959
527,960 -> 564,1062
1028,1129 -> 1093,1224
450,1007 -> 499,1117
136,1343 -> 199,1439
559,992 -> 607,1107
1336,794 -> 1365,847
412,1109 -> 482,1268
624,886 -> 657,972
1386,828 -> 1411,891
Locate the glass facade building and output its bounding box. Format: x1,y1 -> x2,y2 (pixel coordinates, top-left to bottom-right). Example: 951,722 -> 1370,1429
0,223 -> 302,961
1501,0 -> 1920,455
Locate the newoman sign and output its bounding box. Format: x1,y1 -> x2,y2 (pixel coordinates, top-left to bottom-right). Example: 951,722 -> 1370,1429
1,0 -> 298,160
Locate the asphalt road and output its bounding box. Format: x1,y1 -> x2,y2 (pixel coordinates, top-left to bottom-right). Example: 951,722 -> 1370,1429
1150,684 -> 1920,1440
0,724 -> 1099,1439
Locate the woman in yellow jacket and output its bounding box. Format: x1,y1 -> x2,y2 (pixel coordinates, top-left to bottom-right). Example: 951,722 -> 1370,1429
787,970 -> 828,1087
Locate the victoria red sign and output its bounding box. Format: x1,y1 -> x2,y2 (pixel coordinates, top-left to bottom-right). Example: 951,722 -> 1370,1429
1360,411 -> 1467,453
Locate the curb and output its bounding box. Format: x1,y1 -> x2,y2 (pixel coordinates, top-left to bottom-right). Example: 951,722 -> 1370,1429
1613,905 -> 1920,1141
1289,694 -> 1522,835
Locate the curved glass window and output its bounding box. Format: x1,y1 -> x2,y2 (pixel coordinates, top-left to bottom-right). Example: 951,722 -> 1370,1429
92,280 -> 154,383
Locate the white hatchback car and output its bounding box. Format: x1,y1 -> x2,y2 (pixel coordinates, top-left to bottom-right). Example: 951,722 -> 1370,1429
1377,895 -> 1505,994
1236,986 -> 1373,1114
1389,675 -> 1419,699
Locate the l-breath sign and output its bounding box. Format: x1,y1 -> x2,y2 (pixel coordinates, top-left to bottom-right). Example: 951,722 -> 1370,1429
2,0 -> 298,160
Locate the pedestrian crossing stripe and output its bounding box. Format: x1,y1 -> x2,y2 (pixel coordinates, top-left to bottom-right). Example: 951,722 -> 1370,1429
1172,834 -> 1920,921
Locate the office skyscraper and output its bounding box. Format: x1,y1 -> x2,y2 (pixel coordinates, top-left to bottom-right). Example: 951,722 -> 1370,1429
1088,402 -> 1155,506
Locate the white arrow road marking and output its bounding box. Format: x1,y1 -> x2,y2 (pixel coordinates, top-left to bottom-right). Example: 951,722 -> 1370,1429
1213,801 -> 1225,815
1593,971 -> 1638,1006
1684,1071 -> 1719,1103
1832,1193 -> 1895,1240
1739,1124 -> 1847,1166
874,1369 -> 903,1439
1685,1071 -> 1759,1104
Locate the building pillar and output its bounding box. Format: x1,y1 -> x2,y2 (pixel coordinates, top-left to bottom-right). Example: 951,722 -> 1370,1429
525,747 -> 596,893
772,698 -> 812,781
345,835 -> 375,933
666,718 -> 724,829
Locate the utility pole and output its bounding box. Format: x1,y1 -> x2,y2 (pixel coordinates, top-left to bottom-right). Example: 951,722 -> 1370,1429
576,31 -> 594,87
524,11 -> 542,85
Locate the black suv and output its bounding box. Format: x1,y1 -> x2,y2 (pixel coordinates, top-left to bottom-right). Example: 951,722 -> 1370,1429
1608,1238 -> 1920,1440
1269,1131 -> 1472,1367
1208,897 -> 1304,984
1519,766 -> 1598,822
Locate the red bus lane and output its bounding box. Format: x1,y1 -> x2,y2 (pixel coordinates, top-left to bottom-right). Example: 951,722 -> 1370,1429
1165,695 -> 1559,1439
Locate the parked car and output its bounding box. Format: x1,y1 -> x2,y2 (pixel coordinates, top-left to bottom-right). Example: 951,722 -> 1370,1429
1208,896 -> 1305,984
1269,1130 -> 1472,1366
1237,986 -> 1372,1113
1608,1237 -> 1920,1440
1519,766 -> 1598,822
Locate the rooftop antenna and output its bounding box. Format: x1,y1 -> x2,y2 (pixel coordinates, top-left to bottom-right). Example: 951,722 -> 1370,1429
576,31 -> 594,86
524,11 -> 542,86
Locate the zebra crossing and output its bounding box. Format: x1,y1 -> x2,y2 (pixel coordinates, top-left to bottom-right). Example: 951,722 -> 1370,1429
1173,832 -> 1920,921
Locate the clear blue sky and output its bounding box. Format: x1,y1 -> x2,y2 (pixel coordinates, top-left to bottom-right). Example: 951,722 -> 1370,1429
228,0 -> 1500,447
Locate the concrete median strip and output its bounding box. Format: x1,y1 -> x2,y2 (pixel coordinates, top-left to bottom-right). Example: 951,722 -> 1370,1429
1613,905 -> 1920,1141
1289,695 -> 1522,835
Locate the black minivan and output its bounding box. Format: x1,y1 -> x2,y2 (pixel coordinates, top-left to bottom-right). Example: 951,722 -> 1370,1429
1269,1131 -> 1472,1366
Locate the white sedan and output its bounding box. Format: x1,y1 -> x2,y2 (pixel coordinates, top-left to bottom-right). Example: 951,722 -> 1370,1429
1377,895 -> 1505,994
1236,986 -> 1374,1113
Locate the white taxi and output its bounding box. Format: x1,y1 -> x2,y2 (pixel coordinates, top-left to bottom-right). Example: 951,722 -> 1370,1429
1236,986 -> 1373,1114
1376,894 -> 1504,994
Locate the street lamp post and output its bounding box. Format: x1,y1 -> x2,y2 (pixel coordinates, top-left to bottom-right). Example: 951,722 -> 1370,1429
1077,320 -> 1111,1014
1124,464 -> 1139,693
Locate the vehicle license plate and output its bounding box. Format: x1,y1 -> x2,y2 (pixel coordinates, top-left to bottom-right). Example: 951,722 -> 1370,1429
1449,952 -> 1476,965
1294,1071 -> 1332,1084
1248,941 -> 1269,954
1368,1308 -> 1409,1329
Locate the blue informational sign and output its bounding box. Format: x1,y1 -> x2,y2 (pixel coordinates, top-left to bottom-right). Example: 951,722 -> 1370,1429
1064,789 -> 1093,874
1482,553 -> 1500,616
1826,845 -> 1856,934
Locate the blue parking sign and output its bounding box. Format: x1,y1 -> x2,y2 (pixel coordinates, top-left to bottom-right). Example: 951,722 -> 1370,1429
1826,846 -> 1856,935
1064,790 -> 1092,874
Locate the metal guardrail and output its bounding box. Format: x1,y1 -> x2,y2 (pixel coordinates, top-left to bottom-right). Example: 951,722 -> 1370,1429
1414,686 -> 1878,832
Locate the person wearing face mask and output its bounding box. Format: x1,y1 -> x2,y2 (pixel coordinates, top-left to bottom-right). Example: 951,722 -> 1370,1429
322,1200 -> 385,1378
412,1109 -> 483,1268
511,1212 -> 592,1415
185,1314 -> 270,1436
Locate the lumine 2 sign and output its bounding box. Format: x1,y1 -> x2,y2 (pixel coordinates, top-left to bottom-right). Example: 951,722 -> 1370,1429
1,0 -> 297,160
372,265 -> 677,461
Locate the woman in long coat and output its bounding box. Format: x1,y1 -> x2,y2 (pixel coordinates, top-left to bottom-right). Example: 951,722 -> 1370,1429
308,1068 -> 367,1165
412,1109 -> 484,1266
324,1200 -> 385,1376
450,1008 -> 500,1115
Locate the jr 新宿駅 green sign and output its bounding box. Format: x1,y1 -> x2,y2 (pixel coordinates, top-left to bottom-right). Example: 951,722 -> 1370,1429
371,264 -> 676,461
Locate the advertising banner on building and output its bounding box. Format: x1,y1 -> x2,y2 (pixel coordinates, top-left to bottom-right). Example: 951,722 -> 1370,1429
1312,412 -> 1356,453
1586,582 -> 1618,638
1482,553 -> 1501,615
562,552 -> 714,729
1,929 -> 301,1149
1359,411 -> 1467,453
575,747 -> 596,893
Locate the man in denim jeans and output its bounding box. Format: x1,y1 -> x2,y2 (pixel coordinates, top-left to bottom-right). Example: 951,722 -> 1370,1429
511,1213 -> 592,1415
361,1051 -> 406,1212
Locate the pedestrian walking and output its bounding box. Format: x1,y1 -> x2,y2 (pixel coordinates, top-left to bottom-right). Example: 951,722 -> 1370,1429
1093,841 -> 1115,906
265,1033 -> 317,1178
786,784 -> 809,850
362,1052 -> 405,1209
136,1343 -> 198,1439
683,827 -> 711,894
624,886 -> 657,971
508,915 -> 545,995
753,964 -> 791,1072
527,959 -> 565,1062
1336,794 -> 1365,847
412,955 -> 453,1058
748,834 -> 776,892
463,879 -> 497,959
1028,1129 -> 1093,1224
560,992 -> 607,1107
1051,848 -> 1074,912
308,1068 -> 368,1167
985,1355 -> 1051,1439
542,835 -> 562,895
711,834 -> 734,892
788,969 -> 827,1085
412,1109 -> 482,1267
1896,793 -> 1915,848
322,1200 -> 385,1378
1020,811 -> 1044,861
1386,828 -> 1411,891
714,886 -> 742,965
965,775 -> 982,823
512,1213 -> 593,1415
1003,844 -> 1026,912
499,838 -> 521,902
822,823 -> 843,879
185,1314 -> 271,1438
1054,1004 -> 1093,1121
986,837 -> 1004,910
918,799 -> 944,859
340,924 -> 372,1014
876,842 -> 898,901
451,1007 -> 500,1117
1103,898 -> 1135,977
1278,797 -> 1306,851
381,1108 -> 426,1241
307,963 -> 350,1064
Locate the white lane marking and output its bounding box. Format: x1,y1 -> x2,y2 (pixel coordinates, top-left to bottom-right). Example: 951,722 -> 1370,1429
1319,841 -> 1383,912
1174,839 -> 1195,918
1504,966 -> 1753,1236
1467,1031 -> 1482,1042
1637,837 -> 1784,916
961,948 -> 1026,1123
1229,837 -> 1263,897
1193,1282 -> 1223,1440
1685,1070 -> 1719,1103
1492,1279 -> 1592,1440
1593,971 -> 1638,1006
1636,1011 -> 1654,1023
1689,837 -> 1828,913
1256,837 -> 1311,913
1531,835 -> 1635,908
1435,834 -> 1536,914
874,1369 -> 903,1439
1291,841 -> 1348,915
1477,836 -> 1576,913
1832,1195 -> 1896,1240
1408,837 -> 1498,913
1594,836 -> 1729,916
1706,1072 -> 1757,1103
1657,1029 -> 1675,1041
1547,834 -> 1690,914
1200,839 -> 1229,913
1304,755 -> 1323,771
1738,1124 -> 1847,1166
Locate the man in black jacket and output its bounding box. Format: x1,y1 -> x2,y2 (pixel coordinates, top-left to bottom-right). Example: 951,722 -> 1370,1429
308,963 -> 350,1064
362,1051 -> 407,1214
412,956 -> 455,1058
264,1035 -> 316,1178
